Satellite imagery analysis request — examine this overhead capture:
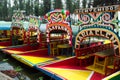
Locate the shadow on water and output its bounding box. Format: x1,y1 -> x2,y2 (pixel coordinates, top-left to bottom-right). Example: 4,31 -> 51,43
0,51 -> 55,80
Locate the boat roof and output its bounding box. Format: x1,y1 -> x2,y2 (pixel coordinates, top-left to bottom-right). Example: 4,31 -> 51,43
0,21 -> 12,30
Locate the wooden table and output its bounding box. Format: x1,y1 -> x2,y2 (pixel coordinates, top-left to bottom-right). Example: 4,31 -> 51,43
93,52 -> 112,71
57,44 -> 72,56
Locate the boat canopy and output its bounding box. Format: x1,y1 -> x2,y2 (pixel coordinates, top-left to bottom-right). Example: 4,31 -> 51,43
0,21 -> 12,30
23,21 -> 29,31
39,24 -> 47,33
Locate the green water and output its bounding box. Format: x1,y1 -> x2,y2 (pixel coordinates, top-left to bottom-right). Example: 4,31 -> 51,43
0,52 -> 54,80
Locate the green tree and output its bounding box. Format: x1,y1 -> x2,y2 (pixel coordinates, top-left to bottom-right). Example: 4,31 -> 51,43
34,0 -> 40,16
39,4 -> 44,16
19,0 -> 24,10
0,0 -> 3,20
43,0 -> 51,14
13,0 -> 19,10
66,0 -> 74,13
30,1 -> 34,15
76,0 -> 80,9
34,5 -> 39,16
102,0 -> 118,6
54,0 -> 63,9
88,0 -> 92,8
25,0 -> 34,16
72,0 -> 80,13
93,0 -> 98,7
25,0 -> 30,15
2,0 -> 8,20
7,0 -> 13,20
93,0 -> 119,7
82,0 -> 87,8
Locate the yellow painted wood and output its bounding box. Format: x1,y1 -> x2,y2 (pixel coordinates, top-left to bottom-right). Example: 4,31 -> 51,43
45,67 -> 93,80
15,55 -> 53,64
103,71 -> 120,80
4,48 -> 47,54
5,50 -> 24,54
12,54 -> 72,67
0,46 -> 7,48
87,65 -> 105,74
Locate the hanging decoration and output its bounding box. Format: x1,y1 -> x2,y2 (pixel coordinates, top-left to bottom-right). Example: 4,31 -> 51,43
44,9 -> 70,23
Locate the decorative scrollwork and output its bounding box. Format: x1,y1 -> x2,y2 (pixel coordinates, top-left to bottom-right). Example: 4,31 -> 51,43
79,14 -> 90,24
102,13 -> 111,23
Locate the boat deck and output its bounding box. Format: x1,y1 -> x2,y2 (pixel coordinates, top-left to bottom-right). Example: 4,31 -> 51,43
35,57 -> 105,80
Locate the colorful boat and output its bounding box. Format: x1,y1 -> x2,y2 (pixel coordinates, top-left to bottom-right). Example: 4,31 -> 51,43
0,10 -> 29,49
2,9 -> 73,68
35,43 -> 113,80
35,5 -> 120,80
0,21 -> 12,48
1,5 -> 120,80
35,56 -> 104,80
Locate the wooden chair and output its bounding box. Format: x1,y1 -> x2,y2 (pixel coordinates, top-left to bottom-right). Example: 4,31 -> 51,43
93,48 -> 114,72
75,48 -> 91,66
105,56 -> 120,76
50,42 -> 58,56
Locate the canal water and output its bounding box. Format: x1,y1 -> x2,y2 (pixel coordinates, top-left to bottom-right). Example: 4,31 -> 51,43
0,52 -> 54,80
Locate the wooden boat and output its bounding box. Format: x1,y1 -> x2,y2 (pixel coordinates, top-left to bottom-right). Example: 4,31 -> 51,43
1,10 -> 73,68
35,5 -> 120,80
0,21 -> 12,48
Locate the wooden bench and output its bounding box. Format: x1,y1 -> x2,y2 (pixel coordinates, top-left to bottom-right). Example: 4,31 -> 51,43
75,43 -> 114,66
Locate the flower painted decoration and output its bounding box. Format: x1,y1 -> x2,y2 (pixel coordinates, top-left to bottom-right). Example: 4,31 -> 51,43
44,9 -> 70,23
12,10 -> 24,22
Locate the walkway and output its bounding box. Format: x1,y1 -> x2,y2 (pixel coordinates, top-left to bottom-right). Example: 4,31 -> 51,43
0,72 -> 13,80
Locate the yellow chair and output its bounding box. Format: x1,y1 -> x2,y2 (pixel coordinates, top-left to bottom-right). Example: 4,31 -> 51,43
93,52 -> 111,72
50,42 -> 58,56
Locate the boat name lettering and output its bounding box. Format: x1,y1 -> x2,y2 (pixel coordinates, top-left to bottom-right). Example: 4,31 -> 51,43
75,5 -> 119,14
48,25 -> 67,32
79,30 -> 118,49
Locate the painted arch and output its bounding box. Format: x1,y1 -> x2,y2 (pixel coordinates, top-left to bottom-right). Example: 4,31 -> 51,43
24,16 -> 41,44
75,28 -> 120,55
45,9 -> 72,45
46,22 -> 72,45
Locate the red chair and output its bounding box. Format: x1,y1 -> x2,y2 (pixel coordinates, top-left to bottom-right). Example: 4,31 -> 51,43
75,48 -> 91,66
105,55 -> 120,76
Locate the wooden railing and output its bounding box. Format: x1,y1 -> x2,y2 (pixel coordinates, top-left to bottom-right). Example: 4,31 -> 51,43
75,43 -> 114,57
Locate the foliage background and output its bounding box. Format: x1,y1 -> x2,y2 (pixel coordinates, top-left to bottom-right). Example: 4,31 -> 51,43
0,0 -> 119,21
